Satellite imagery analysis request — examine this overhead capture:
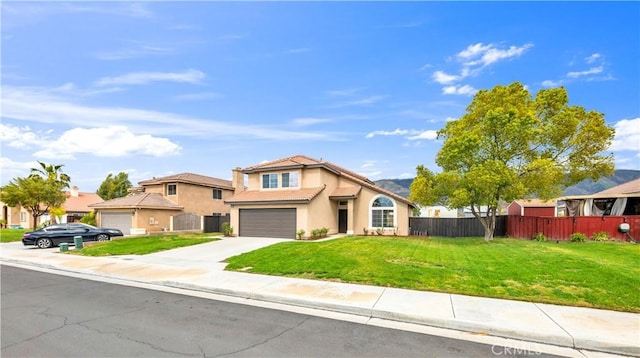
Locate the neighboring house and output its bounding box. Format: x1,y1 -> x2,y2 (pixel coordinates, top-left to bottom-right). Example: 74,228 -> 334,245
419,206 -> 458,218
507,199 -> 557,217
224,155 -> 416,239
1,186 -> 102,229
90,173 -> 234,235
89,193 -> 183,235
559,178 -> 640,216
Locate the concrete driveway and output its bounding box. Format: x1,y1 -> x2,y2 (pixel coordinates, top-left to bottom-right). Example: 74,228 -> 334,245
116,236 -> 289,270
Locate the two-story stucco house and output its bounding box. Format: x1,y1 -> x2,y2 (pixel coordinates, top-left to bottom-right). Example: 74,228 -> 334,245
90,173 -> 234,235
225,155 -> 415,239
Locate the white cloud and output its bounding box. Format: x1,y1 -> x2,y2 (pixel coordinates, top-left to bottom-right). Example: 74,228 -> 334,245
0,123 -> 39,148
325,88 -> 363,97
366,129 -> 408,138
291,117 -> 331,126
459,42 -> 533,67
33,126 -> 182,160
287,48 -> 311,54
173,92 -> 222,101
94,45 -> 174,61
432,71 -> 460,85
94,69 -> 205,87
567,66 -> 603,78
366,128 -> 439,141
407,130 -> 438,140
1,85 -> 336,141
585,53 -> 601,64
610,118 -> 640,153
442,84 -> 477,96
541,80 -> 562,88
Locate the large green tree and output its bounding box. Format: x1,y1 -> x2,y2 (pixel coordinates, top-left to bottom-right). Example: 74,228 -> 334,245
97,172 -> 132,200
1,162 -> 71,228
410,82 -> 615,241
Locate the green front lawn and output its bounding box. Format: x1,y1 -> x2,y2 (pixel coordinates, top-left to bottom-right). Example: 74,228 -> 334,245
225,236 -> 640,312
1,228 -> 26,243
70,233 -> 219,256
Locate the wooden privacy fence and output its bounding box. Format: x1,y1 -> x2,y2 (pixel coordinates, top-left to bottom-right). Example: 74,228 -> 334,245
203,215 -> 230,233
172,212 -> 201,231
409,216 -> 507,237
507,215 -> 640,241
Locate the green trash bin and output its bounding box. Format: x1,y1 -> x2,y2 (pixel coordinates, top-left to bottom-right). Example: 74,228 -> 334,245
73,236 -> 83,249
59,243 -> 69,252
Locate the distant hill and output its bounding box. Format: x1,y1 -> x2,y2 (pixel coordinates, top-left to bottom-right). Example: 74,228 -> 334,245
374,170 -> 640,199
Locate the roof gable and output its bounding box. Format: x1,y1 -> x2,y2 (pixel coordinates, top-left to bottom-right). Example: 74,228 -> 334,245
89,193 -> 183,210
64,192 -> 104,212
138,172 -> 233,190
594,178 -> 640,196
240,155 -> 414,207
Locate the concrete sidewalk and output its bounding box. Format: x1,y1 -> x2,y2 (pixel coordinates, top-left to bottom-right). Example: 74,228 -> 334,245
1,238 -> 638,357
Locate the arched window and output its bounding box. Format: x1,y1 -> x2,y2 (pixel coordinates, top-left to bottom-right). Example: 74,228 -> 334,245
370,195 -> 396,228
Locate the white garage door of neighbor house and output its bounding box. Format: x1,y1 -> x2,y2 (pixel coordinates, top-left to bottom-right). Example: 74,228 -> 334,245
100,212 -> 132,235
239,208 -> 296,239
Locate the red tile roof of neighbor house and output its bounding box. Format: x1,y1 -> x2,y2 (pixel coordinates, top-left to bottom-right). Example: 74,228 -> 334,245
238,155 -> 414,206
138,172 -> 234,190
225,186 -> 327,204
89,193 -> 183,210
63,192 -> 104,212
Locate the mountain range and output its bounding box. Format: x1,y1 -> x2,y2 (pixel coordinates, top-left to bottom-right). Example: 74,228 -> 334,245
374,170 -> 640,199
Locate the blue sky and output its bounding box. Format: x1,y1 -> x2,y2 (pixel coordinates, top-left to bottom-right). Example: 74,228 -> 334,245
2,1 -> 639,192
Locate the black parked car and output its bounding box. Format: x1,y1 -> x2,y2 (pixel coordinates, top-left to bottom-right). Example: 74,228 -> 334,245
22,223 -> 124,249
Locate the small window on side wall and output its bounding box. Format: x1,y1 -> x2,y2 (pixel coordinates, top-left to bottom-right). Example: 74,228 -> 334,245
213,189 -> 222,200
167,184 -> 177,195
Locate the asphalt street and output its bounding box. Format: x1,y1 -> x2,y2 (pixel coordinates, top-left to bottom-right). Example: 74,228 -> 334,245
1,265 -> 562,357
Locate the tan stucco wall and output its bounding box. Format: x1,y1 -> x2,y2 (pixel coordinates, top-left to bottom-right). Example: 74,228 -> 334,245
142,183 -> 232,215
134,208 -> 183,234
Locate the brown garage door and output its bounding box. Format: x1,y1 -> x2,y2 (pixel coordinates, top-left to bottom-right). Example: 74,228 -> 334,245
239,208 -> 296,239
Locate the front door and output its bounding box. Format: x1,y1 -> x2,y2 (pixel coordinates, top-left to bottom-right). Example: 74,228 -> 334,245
338,209 -> 347,233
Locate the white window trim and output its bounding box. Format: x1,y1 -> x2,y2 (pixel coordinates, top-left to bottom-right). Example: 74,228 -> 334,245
368,194 -> 397,229
166,183 -> 177,196
261,173 -> 278,190
281,171 -> 300,189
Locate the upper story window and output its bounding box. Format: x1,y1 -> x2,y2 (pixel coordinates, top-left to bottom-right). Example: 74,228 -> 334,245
212,188 -> 222,200
281,172 -> 299,188
166,183 -> 177,196
370,195 -> 396,228
262,174 -> 278,189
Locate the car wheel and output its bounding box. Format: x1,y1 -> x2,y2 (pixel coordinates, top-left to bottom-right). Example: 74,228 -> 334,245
97,234 -> 110,242
36,238 -> 53,249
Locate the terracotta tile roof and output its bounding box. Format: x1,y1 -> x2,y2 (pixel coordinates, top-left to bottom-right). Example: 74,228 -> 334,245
225,186 -> 326,204
138,172 -> 233,190
513,199 -> 557,207
89,193 -> 183,210
239,154 -> 414,207
329,186 -> 362,199
63,192 -> 104,212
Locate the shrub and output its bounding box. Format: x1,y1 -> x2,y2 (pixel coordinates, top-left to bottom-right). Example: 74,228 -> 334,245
311,229 -> 320,239
222,222 -> 233,237
363,227 -> 369,236
320,227 -> 328,238
592,231 -> 610,242
80,211 -> 97,226
532,232 -> 547,242
376,227 -> 384,236
570,233 -> 586,242
296,229 -> 305,240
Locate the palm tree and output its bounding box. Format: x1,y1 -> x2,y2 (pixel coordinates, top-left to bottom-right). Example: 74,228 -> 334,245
30,161 -> 71,189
